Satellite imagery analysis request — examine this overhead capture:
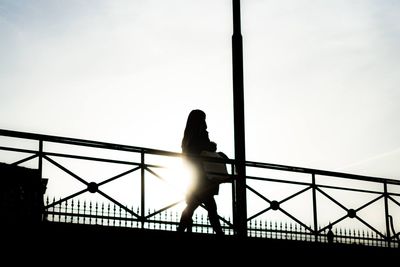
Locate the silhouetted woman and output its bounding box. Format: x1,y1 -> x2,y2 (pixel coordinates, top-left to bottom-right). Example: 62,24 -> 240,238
177,109 -> 224,235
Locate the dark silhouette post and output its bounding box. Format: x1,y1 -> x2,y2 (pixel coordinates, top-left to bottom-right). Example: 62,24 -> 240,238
232,0 -> 247,237
327,223 -> 334,244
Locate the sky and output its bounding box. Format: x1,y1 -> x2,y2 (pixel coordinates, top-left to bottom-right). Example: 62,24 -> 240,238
1,0 -> 399,180
1,1 -> 400,231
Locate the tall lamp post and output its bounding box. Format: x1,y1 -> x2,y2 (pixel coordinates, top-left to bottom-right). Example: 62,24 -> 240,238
232,0 -> 247,237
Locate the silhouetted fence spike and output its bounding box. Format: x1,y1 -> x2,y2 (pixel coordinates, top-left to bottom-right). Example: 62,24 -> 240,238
37,197 -> 395,247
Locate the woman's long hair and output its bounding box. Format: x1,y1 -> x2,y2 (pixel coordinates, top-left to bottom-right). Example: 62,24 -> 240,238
181,109 -> 206,153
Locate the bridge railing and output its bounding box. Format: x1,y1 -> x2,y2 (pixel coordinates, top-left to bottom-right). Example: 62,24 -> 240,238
0,129 -> 399,247
245,161 -> 400,247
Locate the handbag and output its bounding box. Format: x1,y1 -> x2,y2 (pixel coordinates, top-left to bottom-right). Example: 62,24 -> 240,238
200,151 -> 230,183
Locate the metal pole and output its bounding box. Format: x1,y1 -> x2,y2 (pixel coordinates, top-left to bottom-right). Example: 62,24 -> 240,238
232,0 -> 247,238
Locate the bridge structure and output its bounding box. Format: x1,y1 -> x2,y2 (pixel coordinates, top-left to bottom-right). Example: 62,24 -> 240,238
1,128 -> 399,254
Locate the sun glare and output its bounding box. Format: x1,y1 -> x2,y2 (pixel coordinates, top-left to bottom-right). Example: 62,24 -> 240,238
164,159 -> 194,197
146,157 -> 195,206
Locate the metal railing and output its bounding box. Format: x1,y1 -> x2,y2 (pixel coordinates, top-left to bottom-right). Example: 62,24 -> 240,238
1,129 -> 399,248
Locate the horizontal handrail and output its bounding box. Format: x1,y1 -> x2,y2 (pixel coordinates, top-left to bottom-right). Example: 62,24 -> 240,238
246,160 -> 399,185
0,129 -> 180,157
2,128 -> 398,185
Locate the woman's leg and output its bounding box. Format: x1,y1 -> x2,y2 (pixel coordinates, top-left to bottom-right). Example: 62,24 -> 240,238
177,198 -> 200,232
204,196 -> 224,235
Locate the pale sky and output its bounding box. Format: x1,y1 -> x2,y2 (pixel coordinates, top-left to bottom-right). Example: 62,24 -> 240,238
1,0 -> 400,182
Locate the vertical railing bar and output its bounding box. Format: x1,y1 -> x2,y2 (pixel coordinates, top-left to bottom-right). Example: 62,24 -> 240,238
38,139 -> 43,179
141,150 -> 145,229
312,173 -> 318,242
383,181 -> 390,247
38,139 -> 44,222
231,161 -> 237,234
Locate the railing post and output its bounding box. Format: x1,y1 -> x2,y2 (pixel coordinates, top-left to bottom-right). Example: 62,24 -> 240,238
231,161 -> 237,235
383,181 -> 391,247
38,139 -> 46,222
38,140 -> 43,179
311,173 -> 318,242
141,150 -> 145,228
